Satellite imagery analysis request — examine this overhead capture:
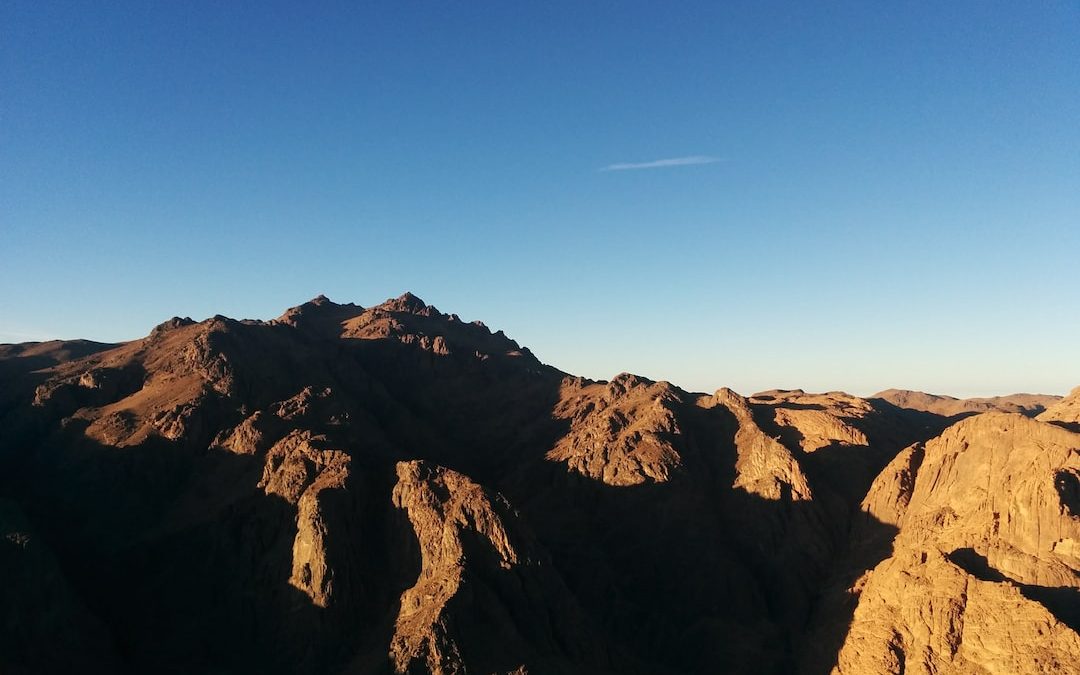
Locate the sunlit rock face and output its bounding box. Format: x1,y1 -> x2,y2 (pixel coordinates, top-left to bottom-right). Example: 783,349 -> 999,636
829,414 -> 1080,675
1039,385 -> 1080,432
1,294 -> 1076,674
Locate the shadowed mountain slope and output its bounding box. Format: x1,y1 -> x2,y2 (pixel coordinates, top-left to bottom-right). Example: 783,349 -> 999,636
1,294 -> 1075,674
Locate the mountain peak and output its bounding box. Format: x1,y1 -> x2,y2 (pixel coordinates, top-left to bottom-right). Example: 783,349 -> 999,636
377,292 -> 433,315
275,295 -> 363,331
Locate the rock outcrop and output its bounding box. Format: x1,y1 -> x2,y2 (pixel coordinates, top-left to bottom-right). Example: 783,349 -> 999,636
829,413 -> 1080,674
547,374 -> 685,486
389,460 -> 610,674
1039,385 -> 1080,431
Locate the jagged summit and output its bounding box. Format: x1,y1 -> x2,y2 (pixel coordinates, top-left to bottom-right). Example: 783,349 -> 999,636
375,291 -> 432,315
274,294 -> 364,333
150,316 -> 196,334
276,292 -> 442,334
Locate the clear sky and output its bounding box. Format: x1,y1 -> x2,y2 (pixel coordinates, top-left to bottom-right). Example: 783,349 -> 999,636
3,2 -> 1078,397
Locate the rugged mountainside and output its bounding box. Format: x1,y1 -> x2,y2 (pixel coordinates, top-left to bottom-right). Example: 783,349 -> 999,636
1,293 -> 1076,674
1039,386 -> 1080,432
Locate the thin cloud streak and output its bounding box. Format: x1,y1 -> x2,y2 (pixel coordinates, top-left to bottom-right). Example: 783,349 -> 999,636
600,155 -> 722,171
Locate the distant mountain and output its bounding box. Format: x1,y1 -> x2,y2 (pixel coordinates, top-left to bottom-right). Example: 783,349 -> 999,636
871,388 -> 1060,418
1,294 -> 1076,674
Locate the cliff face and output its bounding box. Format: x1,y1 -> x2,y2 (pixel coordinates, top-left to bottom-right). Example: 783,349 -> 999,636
829,414 -> 1080,674
0,293 -> 1076,674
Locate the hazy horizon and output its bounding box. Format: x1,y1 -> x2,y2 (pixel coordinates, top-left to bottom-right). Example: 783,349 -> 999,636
3,2 -> 1078,398
0,289 -> 1069,401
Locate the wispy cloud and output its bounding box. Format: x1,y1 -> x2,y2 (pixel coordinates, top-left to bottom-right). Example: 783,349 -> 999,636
599,155 -> 722,171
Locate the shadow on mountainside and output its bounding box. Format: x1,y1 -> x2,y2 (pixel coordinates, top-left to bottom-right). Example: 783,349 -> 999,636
499,391 -> 902,674
947,548 -> 1080,632
0,323 -> 572,673
795,503 -> 901,674
0,327 -> 905,675
1047,420 -> 1080,434
0,412 -> 421,674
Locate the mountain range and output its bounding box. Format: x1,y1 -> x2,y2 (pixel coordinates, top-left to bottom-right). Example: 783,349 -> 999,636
2,293 -> 1077,674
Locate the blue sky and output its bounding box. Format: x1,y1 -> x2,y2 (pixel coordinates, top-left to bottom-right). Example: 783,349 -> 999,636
2,1 -> 1078,397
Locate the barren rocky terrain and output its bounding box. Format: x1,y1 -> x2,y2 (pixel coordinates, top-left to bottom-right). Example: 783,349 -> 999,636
1,294 -> 1077,674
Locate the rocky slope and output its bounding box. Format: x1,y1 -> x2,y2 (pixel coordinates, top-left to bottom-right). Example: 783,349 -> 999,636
825,413 -> 1080,674
0,293 -> 1076,674
1039,386 -> 1080,432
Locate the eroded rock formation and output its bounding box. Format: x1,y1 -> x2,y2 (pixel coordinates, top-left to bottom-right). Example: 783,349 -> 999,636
829,414 -> 1080,674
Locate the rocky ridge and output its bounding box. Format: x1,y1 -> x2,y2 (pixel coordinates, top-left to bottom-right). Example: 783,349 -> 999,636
872,388 -> 1061,419
0,293 -> 1076,674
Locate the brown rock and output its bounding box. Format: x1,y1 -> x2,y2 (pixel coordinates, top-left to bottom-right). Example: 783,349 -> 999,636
1038,385 -> 1080,431
873,388 -> 1061,418
1,293 -> 1073,674
546,374 -> 685,486
831,414 -> 1080,673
